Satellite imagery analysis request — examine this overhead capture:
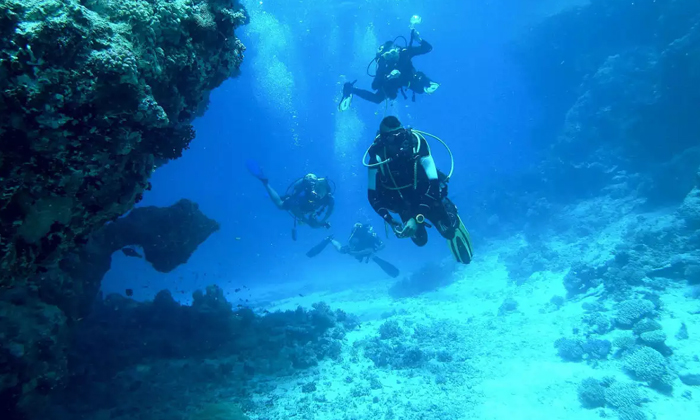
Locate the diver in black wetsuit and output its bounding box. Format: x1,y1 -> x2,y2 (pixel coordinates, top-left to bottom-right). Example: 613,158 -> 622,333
339,30 -> 439,110
306,223 -> 400,277
365,116 -> 473,264
247,160 -> 334,239
330,223 -> 385,262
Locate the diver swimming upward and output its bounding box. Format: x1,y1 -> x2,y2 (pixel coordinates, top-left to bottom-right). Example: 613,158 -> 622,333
364,116 -> 473,264
246,160 -> 334,240
339,29 -> 439,111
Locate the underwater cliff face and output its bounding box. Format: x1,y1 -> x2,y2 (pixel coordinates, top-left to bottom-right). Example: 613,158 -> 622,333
462,0 -> 700,238
0,0 -> 246,417
0,0 -> 246,286
513,0 -> 700,204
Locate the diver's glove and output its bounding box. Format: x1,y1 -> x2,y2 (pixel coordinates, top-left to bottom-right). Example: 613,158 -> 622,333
343,80 -> 357,97
395,217 -> 418,239
412,29 -> 422,43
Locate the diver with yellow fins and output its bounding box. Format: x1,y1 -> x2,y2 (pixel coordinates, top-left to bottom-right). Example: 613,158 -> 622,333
364,116 -> 473,264
339,24 -> 439,111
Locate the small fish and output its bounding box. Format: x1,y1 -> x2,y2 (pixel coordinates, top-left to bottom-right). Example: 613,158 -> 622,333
237,304 -> 245,308
235,288 -> 241,293
125,289 -> 134,297
235,237 -> 242,241
299,293 -> 305,297
121,247 -> 143,258
263,309 -> 270,314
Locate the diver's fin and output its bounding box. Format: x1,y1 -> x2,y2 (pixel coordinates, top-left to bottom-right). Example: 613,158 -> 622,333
306,236 -> 332,257
338,80 -> 356,111
372,256 -> 400,278
447,215 -> 473,265
245,159 -> 268,182
424,82 -> 440,94
339,94 -> 353,111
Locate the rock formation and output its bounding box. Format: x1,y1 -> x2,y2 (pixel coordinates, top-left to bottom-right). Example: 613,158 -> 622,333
0,0 -> 247,417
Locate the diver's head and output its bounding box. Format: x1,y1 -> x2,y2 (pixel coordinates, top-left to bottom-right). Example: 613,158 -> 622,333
379,116 -> 406,141
304,174 -> 330,199
378,116 -> 415,156
377,41 -> 400,64
353,222 -> 373,235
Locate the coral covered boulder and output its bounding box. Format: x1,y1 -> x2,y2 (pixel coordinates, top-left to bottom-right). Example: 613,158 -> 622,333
0,0 -> 246,287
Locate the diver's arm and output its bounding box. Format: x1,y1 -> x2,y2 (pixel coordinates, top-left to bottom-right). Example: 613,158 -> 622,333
368,168 -> 399,226
408,32 -> 432,57
290,179 -> 304,195
319,197 -> 334,224
373,235 -> 385,252
420,154 -> 441,204
353,86 -> 386,104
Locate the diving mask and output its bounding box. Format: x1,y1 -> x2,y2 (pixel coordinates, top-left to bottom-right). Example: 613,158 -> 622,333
381,48 -> 400,63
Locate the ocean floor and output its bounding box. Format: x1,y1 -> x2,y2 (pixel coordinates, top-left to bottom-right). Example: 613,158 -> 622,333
237,202 -> 700,420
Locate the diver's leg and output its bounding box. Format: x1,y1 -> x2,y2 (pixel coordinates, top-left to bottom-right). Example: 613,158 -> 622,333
412,71 -> 438,94
263,183 -> 286,209
352,87 -> 387,104
331,239 -> 344,252
411,225 -> 428,247
428,198 -> 458,240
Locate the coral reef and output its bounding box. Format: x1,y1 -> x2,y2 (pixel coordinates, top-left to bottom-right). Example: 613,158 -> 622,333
52,289 -> 355,420
512,0 -> 700,205
614,299 -> 656,329
0,199 -> 219,418
578,377 -> 649,418
554,337 -> 610,362
0,0 -> 245,283
0,0 -> 247,417
623,347 -> 674,390
457,0 -> 700,238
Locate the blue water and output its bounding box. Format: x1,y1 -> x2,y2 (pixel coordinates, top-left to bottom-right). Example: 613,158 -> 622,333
102,0 -> 552,299
70,1 -> 700,419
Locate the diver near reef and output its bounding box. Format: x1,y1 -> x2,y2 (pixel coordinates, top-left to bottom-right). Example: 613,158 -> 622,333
246,160 -> 334,240
306,223 -> 400,278
339,28 -> 439,111
364,116 -> 473,264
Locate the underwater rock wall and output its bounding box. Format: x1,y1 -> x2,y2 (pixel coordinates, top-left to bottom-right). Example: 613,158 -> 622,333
0,199 -> 220,419
0,0 -> 246,286
0,0 -> 247,417
463,0 -> 700,238
513,0 -> 700,204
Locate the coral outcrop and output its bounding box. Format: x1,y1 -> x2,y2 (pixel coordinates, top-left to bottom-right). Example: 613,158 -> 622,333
0,199 -> 219,418
512,0 -> 700,204
0,0 -> 246,285
0,1 -> 247,417
53,289 -> 356,420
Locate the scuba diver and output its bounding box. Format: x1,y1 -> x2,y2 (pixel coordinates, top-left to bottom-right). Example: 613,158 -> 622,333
246,160 -> 334,240
306,223 -> 400,278
363,116 -> 473,264
339,29 -> 439,111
